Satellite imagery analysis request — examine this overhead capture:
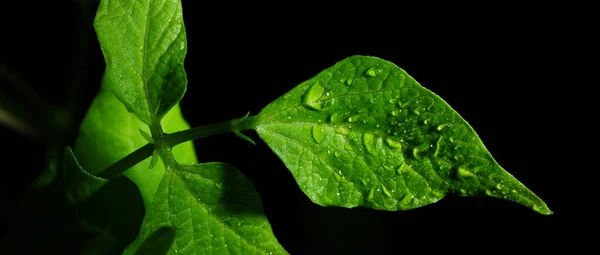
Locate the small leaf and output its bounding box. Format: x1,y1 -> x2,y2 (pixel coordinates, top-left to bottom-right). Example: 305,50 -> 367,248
149,149 -> 160,169
255,55 -> 551,215
140,129 -> 154,143
140,162 -> 287,254
94,0 -> 188,124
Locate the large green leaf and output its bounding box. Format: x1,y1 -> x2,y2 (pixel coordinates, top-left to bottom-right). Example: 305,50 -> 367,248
94,0 -> 187,124
140,162 -> 287,254
2,147 -> 144,254
255,55 -> 551,215
75,86 -> 197,211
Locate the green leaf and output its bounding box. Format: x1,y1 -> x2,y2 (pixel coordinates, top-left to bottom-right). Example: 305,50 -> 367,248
4,147 -> 145,254
255,55 -> 551,215
140,162 -> 287,254
134,227 -> 176,255
94,0 -> 187,124
75,87 -> 197,211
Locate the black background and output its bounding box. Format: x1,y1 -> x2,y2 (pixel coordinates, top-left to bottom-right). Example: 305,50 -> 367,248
1,1 -> 581,254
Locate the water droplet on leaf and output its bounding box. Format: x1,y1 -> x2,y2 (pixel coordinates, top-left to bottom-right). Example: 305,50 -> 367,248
366,67 -> 377,77
329,111 -> 343,123
362,133 -> 378,155
382,184 -> 392,198
385,137 -> 402,149
312,124 -> 326,143
303,81 -> 326,110
437,123 -> 451,131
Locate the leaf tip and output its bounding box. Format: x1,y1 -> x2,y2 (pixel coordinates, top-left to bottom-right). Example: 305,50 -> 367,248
532,202 -> 553,215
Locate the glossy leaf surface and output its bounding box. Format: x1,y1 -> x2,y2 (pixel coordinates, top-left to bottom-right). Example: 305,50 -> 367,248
94,0 -> 187,124
255,55 -> 551,214
140,162 -> 287,254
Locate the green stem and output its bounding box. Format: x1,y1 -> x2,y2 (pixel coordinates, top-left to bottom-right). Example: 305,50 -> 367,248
94,114 -> 259,179
97,143 -> 155,179
165,115 -> 259,147
150,122 -> 179,170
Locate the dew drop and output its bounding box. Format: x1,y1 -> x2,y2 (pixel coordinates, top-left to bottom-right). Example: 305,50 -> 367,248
328,111 -> 343,123
312,124 -> 326,144
362,133 -> 378,155
412,147 -> 421,160
457,167 -> 477,180
396,162 -> 409,175
381,184 -> 392,198
303,81 -> 326,110
385,137 -> 402,149
496,183 -> 505,189
437,123 -> 451,131
347,115 -> 361,123
333,171 -> 341,181
532,205 -> 546,214
339,126 -> 351,135
366,67 -> 377,77
399,194 -> 413,207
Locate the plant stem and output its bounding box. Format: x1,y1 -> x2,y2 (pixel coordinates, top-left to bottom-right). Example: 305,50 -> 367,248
165,114 -> 259,147
94,114 -> 259,179
97,143 -> 154,179
150,122 -> 179,168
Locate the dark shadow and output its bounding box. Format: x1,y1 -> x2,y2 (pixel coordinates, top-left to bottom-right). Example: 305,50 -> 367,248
134,227 -> 176,255
2,174 -> 145,254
